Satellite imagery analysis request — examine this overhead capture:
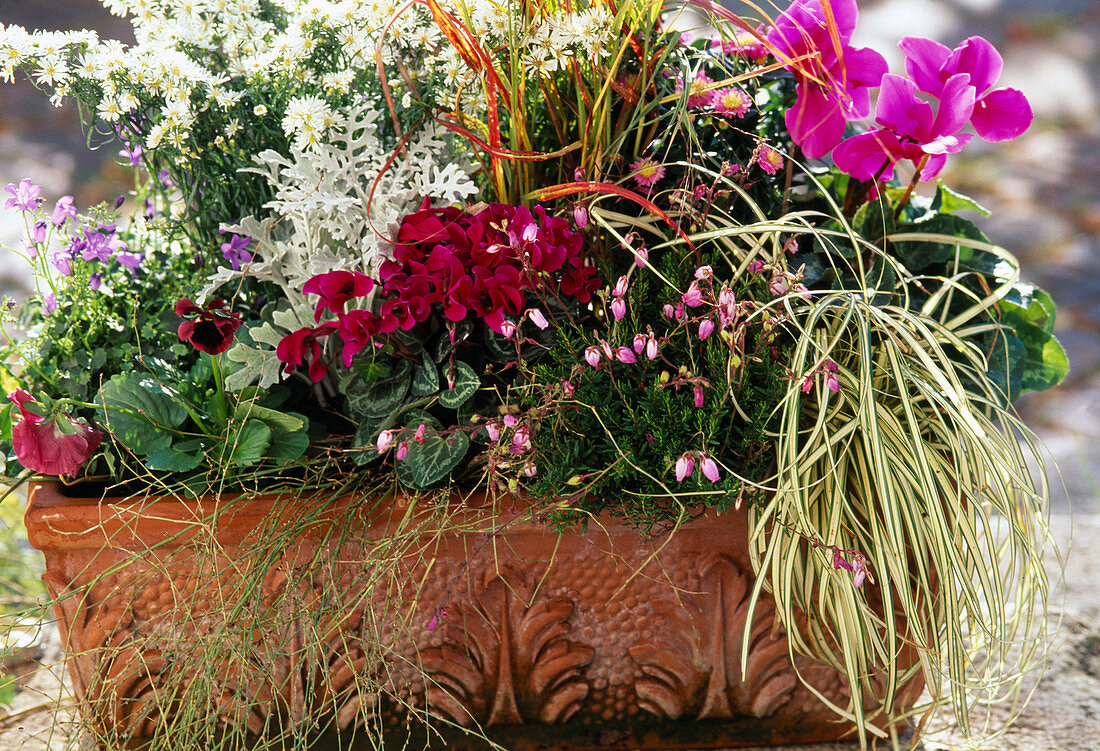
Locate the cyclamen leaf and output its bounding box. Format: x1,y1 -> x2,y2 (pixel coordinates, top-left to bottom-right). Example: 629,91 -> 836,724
267,424 -> 310,463
97,373 -> 188,454
410,359 -> 440,396
439,361 -> 480,409
233,403 -> 305,432
395,431 -> 470,489
932,181 -> 991,217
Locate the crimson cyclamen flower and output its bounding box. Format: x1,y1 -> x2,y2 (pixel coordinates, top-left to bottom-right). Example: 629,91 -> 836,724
175,297 -> 244,355
303,269 -> 376,322
276,323 -> 337,383
9,390 -> 102,477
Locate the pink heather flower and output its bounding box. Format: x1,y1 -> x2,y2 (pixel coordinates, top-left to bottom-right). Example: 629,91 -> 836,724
825,359 -> 839,372
832,550 -> 854,572
610,297 -> 627,321
523,462 -> 538,477
600,340 -> 615,360
802,375 -> 814,394
426,607 -> 447,631
617,346 -> 637,364
512,426 -> 531,451
852,555 -> 868,588
694,265 -> 712,280
698,319 -> 715,340
747,260 -> 765,274
500,319 -> 518,337
682,282 -> 704,307
503,414 -> 519,427
768,277 -> 790,296
395,441 -> 410,461
485,420 -> 502,441
714,86 -> 753,118
584,345 -> 601,367
693,385 -> 705,408
527,308 -> 549,330
613,275 -> 629,297
825,372 -> 840,392
646,337 -> 658,360
674,303 -> 685,322
674,454 -> 696,482
754,143 -> 785,175
561,379 -> 575,397
573,204 -> 588,229
633,333 -> 648,354
376,429 -> 397,453
630,157 -> 666,188
700,455 -> 720,482
722,162 -> 742,177
633,245 -> 649,267
413,422 -> 427,443
662,303 -> 676,320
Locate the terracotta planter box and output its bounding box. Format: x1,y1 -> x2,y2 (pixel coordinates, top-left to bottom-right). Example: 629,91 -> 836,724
24,481 -> 921,749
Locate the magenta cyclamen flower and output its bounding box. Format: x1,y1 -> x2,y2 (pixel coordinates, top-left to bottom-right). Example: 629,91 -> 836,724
900,35 -> 1032,142
767,0 -> 887,159
833,73 -> 976,183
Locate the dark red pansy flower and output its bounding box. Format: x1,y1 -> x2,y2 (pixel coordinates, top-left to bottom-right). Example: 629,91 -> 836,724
9,389 -> 102,477
302,269 -> 375,322
175,297 -> 244,355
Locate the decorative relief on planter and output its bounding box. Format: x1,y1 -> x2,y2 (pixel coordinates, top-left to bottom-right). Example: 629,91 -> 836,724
26,483 -> 923,749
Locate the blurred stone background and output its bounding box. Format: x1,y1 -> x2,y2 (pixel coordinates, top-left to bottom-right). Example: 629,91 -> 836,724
0,1 -> 1096,748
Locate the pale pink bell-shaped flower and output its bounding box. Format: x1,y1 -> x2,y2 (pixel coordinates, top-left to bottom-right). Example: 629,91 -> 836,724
584,345 -> 601,367
573,204 -> 588,228
693,385 -> 705,407
646,337 -> 659,360
674,454 -> 695,481
377,429 -> 397,453
698,319 -> 715,340
700,455 -> 721,482
395,441 -> 410,460
617,347 -> 637,364
610,297 -> 627,320
633,333 -> 648,354
682,282 -> 704,307
527,308 -> 549,330
613,275 -> 629,297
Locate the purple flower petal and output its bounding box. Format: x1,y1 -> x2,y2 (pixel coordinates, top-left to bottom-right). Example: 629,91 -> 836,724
832,130 -> 902,182
899,36 -> 952,95
971,87 -> 1033,141
948,36 -> 1003,94
785,84 -> 847,159
930,73 -> 977,140
875,74 -> 934,139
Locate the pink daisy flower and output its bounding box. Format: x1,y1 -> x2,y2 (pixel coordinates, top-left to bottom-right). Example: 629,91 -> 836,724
677,71 -> 717,109
630,157 -> 666,188
714,87 -> 752,118
753,143 -> 785,175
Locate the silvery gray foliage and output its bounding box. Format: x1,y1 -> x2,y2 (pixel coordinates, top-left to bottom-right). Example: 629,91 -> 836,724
212,99 -> 478,389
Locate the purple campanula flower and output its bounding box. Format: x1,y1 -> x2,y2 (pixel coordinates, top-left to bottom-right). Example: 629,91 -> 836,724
116,251 -> 144,273
89,273 -> 102,290
51,196 -> 76,227
4,179 -> 43,212
119,143 -> 143,166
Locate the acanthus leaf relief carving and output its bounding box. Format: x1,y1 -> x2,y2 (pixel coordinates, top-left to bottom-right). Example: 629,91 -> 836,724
629,553 -> 799,721
420,566 -> 594,727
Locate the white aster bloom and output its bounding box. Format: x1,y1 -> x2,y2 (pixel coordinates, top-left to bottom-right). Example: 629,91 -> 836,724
282,94 -> 335,151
